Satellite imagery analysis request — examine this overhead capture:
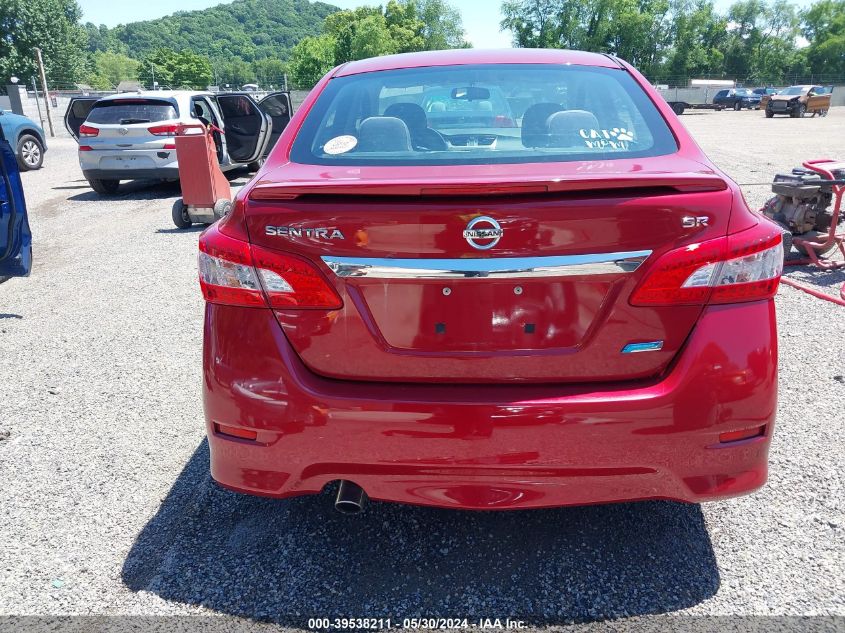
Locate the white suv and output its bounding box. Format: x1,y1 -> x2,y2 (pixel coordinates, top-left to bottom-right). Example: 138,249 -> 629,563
64,90 -> 291,195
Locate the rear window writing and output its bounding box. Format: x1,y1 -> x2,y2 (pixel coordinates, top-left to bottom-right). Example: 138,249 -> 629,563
86,100 -> 178,125
291,64 -> 678,166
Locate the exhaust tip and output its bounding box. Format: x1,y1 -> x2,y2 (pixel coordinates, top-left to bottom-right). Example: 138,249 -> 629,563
335,480 -> 367,514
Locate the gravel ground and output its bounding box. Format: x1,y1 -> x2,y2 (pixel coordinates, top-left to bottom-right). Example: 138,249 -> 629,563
0,110 -> 843,630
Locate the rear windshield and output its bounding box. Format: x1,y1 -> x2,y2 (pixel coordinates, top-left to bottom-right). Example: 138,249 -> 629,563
86,99 -> 178,125
290,64 -> 678,166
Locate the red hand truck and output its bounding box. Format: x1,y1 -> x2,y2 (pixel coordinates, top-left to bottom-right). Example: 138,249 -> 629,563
171,123 -> 233,229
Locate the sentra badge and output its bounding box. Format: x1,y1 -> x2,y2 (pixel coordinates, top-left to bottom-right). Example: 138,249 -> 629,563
265,226 -> 345,240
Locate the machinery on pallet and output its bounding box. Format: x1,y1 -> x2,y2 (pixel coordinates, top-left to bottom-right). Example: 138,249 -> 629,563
761,158 -> 845,305
762,160 -> 845,260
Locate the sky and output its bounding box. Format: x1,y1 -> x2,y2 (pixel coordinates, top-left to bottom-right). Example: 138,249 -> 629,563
76,0 -> 514,48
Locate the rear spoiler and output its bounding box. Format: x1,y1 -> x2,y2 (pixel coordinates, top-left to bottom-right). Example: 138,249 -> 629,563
249,174 -> 728,200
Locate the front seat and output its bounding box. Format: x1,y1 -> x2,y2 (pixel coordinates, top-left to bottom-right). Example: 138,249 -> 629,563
384,103 -> 448,150
546,110 -> 600,147
356,116 -> 413,153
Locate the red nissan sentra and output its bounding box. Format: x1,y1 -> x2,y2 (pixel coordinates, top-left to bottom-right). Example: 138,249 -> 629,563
198,49 -> 783,513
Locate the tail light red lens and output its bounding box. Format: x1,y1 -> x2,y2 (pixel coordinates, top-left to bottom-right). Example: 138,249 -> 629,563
214,423 -> 258,441
719,425 -> 766,443
78,145 -> 93,152
198,224 -> 342,310
631,222 -> 783,306
79,124 -> 99,137
493,115 -> 516,128
148,124 -> 179,136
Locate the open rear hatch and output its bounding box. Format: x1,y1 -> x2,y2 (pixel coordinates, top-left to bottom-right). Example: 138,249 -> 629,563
245,160 -> 731,383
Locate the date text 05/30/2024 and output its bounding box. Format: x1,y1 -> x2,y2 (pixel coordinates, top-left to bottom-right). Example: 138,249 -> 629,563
307,618 -> 527,630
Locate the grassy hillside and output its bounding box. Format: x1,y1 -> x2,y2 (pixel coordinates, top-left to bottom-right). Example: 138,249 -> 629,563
87,0 -> 338,63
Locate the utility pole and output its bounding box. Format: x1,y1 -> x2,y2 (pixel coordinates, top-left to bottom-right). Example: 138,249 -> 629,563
151,63 -> 156,90
31,76 -> 45,130
34,48 -> 54,137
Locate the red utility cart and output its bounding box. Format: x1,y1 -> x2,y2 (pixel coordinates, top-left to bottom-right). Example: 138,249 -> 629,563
171,123 -> 232,228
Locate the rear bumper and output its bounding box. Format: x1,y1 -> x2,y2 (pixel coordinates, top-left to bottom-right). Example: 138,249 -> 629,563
82,167 -> 181,181
203,301 -> 777,510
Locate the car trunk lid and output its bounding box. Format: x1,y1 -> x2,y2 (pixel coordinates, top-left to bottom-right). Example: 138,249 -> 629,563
245,159 -> 731,383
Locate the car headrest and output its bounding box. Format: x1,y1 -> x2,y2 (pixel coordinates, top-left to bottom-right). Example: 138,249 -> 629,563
384,103 -> 428,130
521,102 -> 563,148
357,117 -> 412,152
429,101 -> 446,112
546,110 -> 599,147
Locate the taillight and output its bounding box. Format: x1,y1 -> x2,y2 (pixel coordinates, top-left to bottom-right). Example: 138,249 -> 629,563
630,223 -> 783,306
78,145 -> 93,152
148,124 -> 179,136
79,124 -> 99,137
493,115 -> 516,128
198,224 -> 342,310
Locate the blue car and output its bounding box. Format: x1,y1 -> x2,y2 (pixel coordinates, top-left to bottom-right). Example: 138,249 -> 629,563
0,125 -> 32,278
0,109 -> 47,170
712,88 -> 762,110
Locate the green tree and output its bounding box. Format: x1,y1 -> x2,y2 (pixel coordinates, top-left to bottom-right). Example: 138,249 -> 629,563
802,0 -> 845,76
324,6 -> 384,64
288,0 -> 468,88
0,0 -> 89,88
349,14 -> 397,59
723,0 -> 801,82
416,0 -> 469,49
663,0 -> 728,80
385,0 -> 425,52
83,0 -> 334,71
138,48 -> 212,89
500,0 -> 819,82
86,51 -> 139,89
501,0 -> 671,75
288,35 -> 337,89
253,58 -> 287,88
215,57 -> 254,87
84,22 -> 128,54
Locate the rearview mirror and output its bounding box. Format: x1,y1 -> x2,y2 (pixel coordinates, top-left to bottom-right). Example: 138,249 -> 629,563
451,87 -> 490,101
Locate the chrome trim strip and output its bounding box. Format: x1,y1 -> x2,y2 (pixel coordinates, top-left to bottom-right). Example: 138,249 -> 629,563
322,251 -> 652,279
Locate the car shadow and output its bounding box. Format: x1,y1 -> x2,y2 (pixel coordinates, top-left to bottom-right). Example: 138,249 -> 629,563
122,441 -> 720,625
784,265 -> 845,289
155,226 -> 208,235
67,179 -> 181,202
